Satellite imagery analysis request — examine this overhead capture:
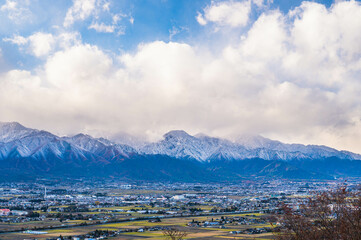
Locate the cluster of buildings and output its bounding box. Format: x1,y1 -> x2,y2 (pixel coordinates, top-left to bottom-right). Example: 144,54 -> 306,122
187,215 -> 267,228
0,178 -> 359,237
229,227 -> 272,235
0,209 -> 27,216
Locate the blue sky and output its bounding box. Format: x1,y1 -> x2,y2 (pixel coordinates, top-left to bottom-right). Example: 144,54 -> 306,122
0,0 -> 336,71
1,0 -> 361,153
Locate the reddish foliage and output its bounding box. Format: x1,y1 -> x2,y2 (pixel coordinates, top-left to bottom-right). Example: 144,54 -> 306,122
276,187 -> 361,240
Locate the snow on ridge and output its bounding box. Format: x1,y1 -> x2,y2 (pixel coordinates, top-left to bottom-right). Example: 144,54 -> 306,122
0,122 -> 38,143
139,130 -> 361,162
0,122 -> 360,162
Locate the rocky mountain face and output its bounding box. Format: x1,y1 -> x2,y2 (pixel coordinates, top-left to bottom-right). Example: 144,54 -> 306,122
1,122 -> 361,182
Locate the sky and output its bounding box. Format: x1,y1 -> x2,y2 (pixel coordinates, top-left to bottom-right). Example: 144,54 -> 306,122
1,0 -> 361,153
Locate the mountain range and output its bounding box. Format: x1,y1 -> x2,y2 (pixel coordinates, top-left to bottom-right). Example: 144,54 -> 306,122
1,122 -> 361,182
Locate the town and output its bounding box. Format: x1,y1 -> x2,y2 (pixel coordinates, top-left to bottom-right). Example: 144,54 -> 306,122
0,178 -> 358,239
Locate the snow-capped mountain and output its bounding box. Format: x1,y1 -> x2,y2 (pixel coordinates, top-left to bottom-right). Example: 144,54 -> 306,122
1,122 -> 360,163
0,122 -> 135,164
109,132 -> 148,149
0,128 -> 59,159
0,122 -> 361,162
63,133 -> 136,159
139,130 -> 361,162
139,130 -> 244,161
235,134 -> 359,160
0,122 -> 38,143
1,122 -> 361,181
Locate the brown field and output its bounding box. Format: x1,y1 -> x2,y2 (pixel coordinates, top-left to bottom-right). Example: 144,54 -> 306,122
0,213 -> 275,240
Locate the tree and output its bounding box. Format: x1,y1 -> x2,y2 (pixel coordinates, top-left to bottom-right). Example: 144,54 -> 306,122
275,186 -> 361,240
162,228 -> 188,240
26,211 -> 40,218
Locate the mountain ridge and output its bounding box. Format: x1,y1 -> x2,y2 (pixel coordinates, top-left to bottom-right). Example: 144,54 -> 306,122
0,122 -> 360,181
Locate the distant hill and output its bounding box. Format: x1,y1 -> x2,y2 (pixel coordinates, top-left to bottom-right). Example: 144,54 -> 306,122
1,122 -> 361,182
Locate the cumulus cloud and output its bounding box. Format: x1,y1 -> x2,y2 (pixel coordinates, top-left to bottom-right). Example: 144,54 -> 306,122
3,33 -> 55,57
1,1 -> 361,153
26,33 -> 55,57
197,0 -> 252,27
45,44 -> 112,89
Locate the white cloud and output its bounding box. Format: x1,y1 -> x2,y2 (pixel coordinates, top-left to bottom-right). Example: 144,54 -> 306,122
1,0 -> 17,12
57,32 -> 82,49
64,0 -> 131,35
169,26 -> 188,40
252,0 -> 264,7
239,11 -> 286,60
1,1 -> 361,153
0,0 -> 31,23
102,1 -> 110,11
89,22 -> 115,33
251,0 -> 273,8
196,12 -> 207,26
88,12 -> 128,34
88,21 -> 126,35
112,12 -> 128,24
3,33 -> 55,57
112,14 -> 121,24
64,0 -> 97,27
45,44 -> 112,89
3,32 -> 81,57
197,0 -> 251,27
3,35 -> 27,45
27,33 -> 55,57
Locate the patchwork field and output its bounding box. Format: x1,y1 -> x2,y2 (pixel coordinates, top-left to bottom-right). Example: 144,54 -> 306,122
0,213 -> 275,240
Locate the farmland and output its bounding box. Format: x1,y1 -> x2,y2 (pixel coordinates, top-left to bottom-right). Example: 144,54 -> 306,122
0,178 -> 353,239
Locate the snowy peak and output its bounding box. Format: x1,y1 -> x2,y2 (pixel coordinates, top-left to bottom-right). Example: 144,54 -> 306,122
0,122 -> 360,165
64,133 -> 106,152
234,134 -> 361,161
0,121 -> 38,143
96,137 -> 115,146
139,131 -> 361,162
0,123 -> 137,163
141,130 -> 247,162
141,130 -> 210,161
236,134 -> 281,149
1,122 -> 361,181
164,130 -> 192,140
63,133 -> 135,156
0,121 -> 26,130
